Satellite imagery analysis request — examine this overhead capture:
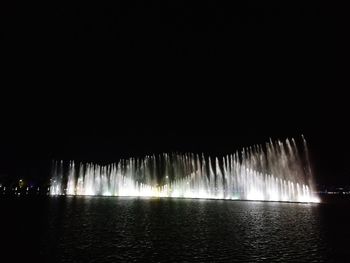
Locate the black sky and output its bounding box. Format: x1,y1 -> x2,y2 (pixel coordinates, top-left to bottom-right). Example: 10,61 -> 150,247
1,1 -> 348,186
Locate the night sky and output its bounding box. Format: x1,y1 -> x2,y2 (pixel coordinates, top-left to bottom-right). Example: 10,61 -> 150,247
1,1 -> 348,187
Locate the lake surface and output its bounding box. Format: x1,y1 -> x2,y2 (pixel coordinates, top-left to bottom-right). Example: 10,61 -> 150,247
1,196 -> 350,262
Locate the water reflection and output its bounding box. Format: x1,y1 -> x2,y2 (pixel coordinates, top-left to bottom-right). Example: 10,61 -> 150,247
41,197 -> 329,262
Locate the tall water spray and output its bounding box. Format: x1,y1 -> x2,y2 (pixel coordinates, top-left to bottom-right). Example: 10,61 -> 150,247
50,138 -> 319,203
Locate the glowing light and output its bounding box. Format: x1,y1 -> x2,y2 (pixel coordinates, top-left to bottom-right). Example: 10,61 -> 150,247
247,189 -> 264,201
49,138 -> 320,203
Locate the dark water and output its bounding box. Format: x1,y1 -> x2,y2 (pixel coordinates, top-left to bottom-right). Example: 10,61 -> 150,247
1,196 -> 350,262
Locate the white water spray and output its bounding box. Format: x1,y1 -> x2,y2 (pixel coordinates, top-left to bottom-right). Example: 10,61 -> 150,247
50,138 -> 319,203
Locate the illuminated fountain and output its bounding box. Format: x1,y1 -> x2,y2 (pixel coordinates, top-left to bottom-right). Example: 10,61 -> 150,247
50,137 -> 319,203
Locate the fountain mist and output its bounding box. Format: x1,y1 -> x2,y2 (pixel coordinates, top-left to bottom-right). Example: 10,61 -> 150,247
50,138 -> 319,203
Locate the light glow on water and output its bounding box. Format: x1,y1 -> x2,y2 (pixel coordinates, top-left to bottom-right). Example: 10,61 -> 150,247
50,138 -> 320,203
